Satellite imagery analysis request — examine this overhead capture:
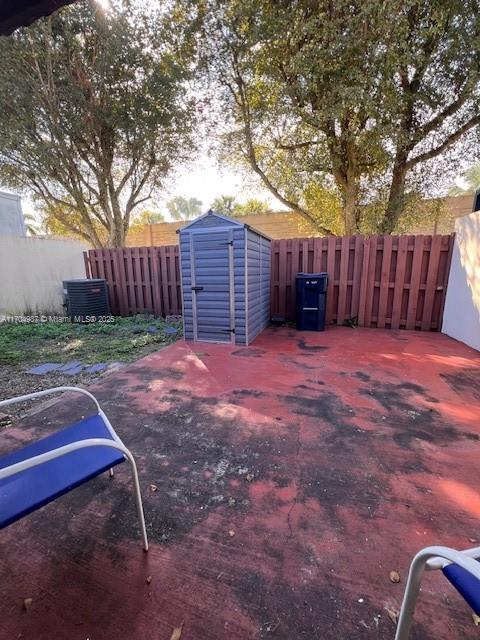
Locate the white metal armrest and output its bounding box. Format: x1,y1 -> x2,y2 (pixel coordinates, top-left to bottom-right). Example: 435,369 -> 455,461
418,546 -> 480,580
426,545 -> 480,571
0,386 -> 101,412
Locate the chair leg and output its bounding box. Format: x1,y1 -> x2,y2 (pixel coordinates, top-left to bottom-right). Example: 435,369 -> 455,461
395,553 -> 429,640
109,468 -> 114,478
126,455 -> 149,552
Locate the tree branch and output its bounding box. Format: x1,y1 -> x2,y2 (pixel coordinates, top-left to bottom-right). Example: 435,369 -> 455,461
230,65 -> 332,235
406,114 -> 480,168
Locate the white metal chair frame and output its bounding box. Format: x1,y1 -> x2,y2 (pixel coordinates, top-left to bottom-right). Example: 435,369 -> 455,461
395,545 -> 480,639
0,386 -> 148,551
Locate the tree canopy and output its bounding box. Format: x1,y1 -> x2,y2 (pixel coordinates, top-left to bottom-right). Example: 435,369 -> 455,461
196,0 -> 480,235
166,196 -> 203,221
210,195 -> 271,217
0,0 -> 198,246
449,164 -> 480,196
1,0 -> 478,240
129,209 -> 165,231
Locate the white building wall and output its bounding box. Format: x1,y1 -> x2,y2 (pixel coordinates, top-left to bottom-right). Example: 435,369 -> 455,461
442,210 -> 480,351
0,191 -> 26,236
0,236 -> 88,315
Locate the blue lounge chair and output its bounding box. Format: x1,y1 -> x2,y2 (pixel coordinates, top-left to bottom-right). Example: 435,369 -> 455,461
0,387 -> 148,551
395,545 -> 480,639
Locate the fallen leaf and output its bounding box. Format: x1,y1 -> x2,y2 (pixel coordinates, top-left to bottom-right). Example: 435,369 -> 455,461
228,529 -> 235,537
149,484 -> 158,492
386,608 -> 399,625
245,473 -> 254,482
389,570 -> 401,583
146,575 -> 152,584
170,622 -> 184,640
473,614 -> 480,626
23,598 -> 32,611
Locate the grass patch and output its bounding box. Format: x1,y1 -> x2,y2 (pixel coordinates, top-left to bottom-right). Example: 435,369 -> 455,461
0,316 -> 182,367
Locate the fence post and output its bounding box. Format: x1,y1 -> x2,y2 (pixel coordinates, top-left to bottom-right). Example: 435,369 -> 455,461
357,237 -> 370,327
83,251 -> 91,279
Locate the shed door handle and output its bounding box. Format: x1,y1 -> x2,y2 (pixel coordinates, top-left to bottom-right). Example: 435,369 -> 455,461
192,286 -> 204,291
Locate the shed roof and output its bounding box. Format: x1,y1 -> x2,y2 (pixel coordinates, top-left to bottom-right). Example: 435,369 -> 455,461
177,210 -> 271,241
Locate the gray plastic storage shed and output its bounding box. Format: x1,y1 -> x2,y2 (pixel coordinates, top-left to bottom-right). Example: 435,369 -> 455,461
179,210 -> 271,344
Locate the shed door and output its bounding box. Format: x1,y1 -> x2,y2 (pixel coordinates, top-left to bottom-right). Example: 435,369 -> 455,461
191,230 -> 235,343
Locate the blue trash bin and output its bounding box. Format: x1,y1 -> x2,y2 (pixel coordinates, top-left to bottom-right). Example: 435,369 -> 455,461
296,273 -> 328,331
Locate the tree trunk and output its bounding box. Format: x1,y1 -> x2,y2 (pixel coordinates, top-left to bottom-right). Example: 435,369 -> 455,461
382,156 -> 408,234
107,221 -> 125,248
342,179 -> 359,235
331,168 -> 360,235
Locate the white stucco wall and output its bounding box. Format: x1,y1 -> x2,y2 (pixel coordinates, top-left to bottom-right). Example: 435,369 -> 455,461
0,191 -> 26,237
442,210 -> 480,351
0,236 -> 88,316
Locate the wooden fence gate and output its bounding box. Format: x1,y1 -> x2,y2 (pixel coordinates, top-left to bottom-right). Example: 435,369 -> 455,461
84,233 -> 454,331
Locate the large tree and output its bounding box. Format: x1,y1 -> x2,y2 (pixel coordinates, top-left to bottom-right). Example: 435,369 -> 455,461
380,0 -> 480,232
0,0 -> 197,247
198,0 -> 480,235
199,0 -> 391,234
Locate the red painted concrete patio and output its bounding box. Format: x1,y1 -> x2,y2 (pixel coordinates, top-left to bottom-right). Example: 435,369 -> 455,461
1,327 -> 480,639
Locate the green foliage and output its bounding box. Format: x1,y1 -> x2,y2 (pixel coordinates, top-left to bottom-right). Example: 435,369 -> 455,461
232,199 -> 270,216
0,316 -> 182,366
449,165 -> 480,196
210,195 -> 237,216
210,195 -> 271,217
23,214 -> 39,236
196,0 -> 480,234
302,183 -> 344,236
166,196 -> 203,221
129,209 -> 165,231
0,0 -> 198,247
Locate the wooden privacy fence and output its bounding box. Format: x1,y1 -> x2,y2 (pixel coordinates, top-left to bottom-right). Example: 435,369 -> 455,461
84,246 -> 181,317
271,235 -> 453,330
84,233 -> 454,331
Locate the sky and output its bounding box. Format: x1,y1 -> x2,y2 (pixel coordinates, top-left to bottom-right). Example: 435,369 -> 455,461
154,152 -> 285,220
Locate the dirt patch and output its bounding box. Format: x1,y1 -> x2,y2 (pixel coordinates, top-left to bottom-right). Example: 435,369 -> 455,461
360,381 -> 438,412
231,569 -> 393,639
354,371 -> 371,382
297,338 -> 329,352
232,348 -> 267,358
440,368 -> 480,401
281,391 -> 356,432
231,389 -> 266,398
359,379 -> 473,449
94,394 -> 298,546
302,464 -> 387,523
2,390 -> 296,551
279,355 -> 317,372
